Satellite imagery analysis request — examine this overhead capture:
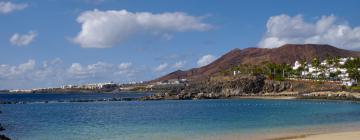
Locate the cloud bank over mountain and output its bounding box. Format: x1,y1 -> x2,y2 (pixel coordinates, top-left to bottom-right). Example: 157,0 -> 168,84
197,54 -> 216,67
258,14 -> 360,50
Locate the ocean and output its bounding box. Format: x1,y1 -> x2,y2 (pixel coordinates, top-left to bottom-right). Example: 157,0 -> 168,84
1,93 -> 360,140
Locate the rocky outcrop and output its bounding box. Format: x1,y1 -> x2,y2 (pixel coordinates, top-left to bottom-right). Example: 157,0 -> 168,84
145,74 -> 352,101
0,124 -> 4,131
0,135 -> 11,140
0,111 -> 10,140
144,75 -> 297,100
263,80 -> 293,93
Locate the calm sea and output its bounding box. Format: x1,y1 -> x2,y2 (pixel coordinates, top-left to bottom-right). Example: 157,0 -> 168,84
1,93 -> 360,140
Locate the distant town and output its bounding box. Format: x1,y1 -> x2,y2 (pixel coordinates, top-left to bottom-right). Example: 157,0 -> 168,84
0,79 -> 189,94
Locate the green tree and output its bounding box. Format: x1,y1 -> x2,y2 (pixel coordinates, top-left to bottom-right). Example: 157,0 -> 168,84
344,57 -> 360,84
311,58 -> 320,79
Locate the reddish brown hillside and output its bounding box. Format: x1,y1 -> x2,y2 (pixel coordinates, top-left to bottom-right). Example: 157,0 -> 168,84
151,44 -> 360,82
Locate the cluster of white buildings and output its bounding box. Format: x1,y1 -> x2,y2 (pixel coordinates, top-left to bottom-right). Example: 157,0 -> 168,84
292,57 -> 358,86
155,79 -> 188,85
61,82 -> 117,90
9,89 -> 33,93
8,82 -> 119,93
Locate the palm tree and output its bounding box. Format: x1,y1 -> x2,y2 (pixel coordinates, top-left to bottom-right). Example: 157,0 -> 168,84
344,57 -> 360,85
334,56 -> 340,68
312,58 -> 320,80
319,64 -> 327,80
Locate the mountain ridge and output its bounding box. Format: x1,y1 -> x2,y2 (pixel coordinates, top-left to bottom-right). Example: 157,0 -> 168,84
151,44 -> 360,82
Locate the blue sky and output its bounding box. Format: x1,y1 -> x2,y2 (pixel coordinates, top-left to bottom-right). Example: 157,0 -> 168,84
1,0 -> 360,89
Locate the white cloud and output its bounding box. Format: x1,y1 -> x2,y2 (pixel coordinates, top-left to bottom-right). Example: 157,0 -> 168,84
197,54 -> 216,67
18,59 -> 36,72
154,63 -> 168,72
115,62 -> 138,77
68,62 -> 112,78
68,63 -> 86,76
73,9 -> 211,48
172,61 -> 186,69
118,62 -> 132,70
10,31 -> 37,46
258,14 -> 360,50
34,58 -> 63,80
0,1 -> 27,14
0,59 -> 35,79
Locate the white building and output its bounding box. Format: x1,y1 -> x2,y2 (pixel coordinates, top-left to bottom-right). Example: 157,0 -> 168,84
233,70 -> 241,76
292,61 -> 301,70
292,57 -> 357,86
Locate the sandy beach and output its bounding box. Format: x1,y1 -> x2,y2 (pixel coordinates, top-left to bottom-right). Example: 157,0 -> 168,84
231,96 -> 298,100
204,121 -> 360,140
285,131 -> 360,140
206,130 -> 360,140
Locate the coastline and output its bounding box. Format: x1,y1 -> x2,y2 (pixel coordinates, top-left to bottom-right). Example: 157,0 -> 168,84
283,131 -> 360,140
203,121 -> 360,140
1,91 -> 360,104
230,96 -> 297,100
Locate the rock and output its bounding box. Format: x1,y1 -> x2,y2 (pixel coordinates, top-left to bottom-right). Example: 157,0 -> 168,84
262,80 -> 292,93
0,135 -> 11,140
0,125 -> 4,131
144,75 -> 270,100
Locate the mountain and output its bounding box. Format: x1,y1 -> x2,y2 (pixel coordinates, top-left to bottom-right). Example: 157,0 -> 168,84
152,44 -> 360,82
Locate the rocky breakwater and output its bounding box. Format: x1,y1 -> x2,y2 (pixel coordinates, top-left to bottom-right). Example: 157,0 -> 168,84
0,111 -> 11,140
143,75 -> 295,100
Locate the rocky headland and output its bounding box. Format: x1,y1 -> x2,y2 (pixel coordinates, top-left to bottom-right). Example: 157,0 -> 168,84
143,75 -> 360,101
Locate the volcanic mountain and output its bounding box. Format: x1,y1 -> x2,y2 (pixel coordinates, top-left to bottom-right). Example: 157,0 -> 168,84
152,44 -> 360,82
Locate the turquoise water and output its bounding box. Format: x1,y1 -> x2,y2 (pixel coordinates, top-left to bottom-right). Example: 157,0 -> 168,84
0,93 -> 150,103
1,94 -> 360,140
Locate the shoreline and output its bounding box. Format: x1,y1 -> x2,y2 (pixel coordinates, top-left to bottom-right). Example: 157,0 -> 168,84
1,91 -> 360,104
230,96 -> 298,100
204,121 -> 360,140
277,131 -> 360,140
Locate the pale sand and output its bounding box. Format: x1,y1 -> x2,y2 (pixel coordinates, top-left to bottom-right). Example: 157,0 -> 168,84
203,131 -> 360,140
232,96 -> 297,100
203,122 -> 360,140
286,131 -> 360,140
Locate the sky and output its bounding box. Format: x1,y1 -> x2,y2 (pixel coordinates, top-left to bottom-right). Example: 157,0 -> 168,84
1,0 -> 360,89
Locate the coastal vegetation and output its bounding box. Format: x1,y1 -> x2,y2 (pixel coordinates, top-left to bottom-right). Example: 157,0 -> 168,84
222,56 -> 360,86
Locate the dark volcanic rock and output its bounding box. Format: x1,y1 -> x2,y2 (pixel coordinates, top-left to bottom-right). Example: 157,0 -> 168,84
263,80 -> 292,93
0,112 -> 10,140
145,75 -> 278,100
0,135 -> 11,140
0,125 -> 4,131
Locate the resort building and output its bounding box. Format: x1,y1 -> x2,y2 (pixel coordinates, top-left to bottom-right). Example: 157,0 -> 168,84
292,57 -> 357,86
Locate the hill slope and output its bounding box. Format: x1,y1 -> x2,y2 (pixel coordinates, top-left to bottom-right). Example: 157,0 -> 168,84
152,44 -> 360,82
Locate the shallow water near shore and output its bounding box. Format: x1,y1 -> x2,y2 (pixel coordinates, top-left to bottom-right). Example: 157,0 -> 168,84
1,93 -> 360,140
